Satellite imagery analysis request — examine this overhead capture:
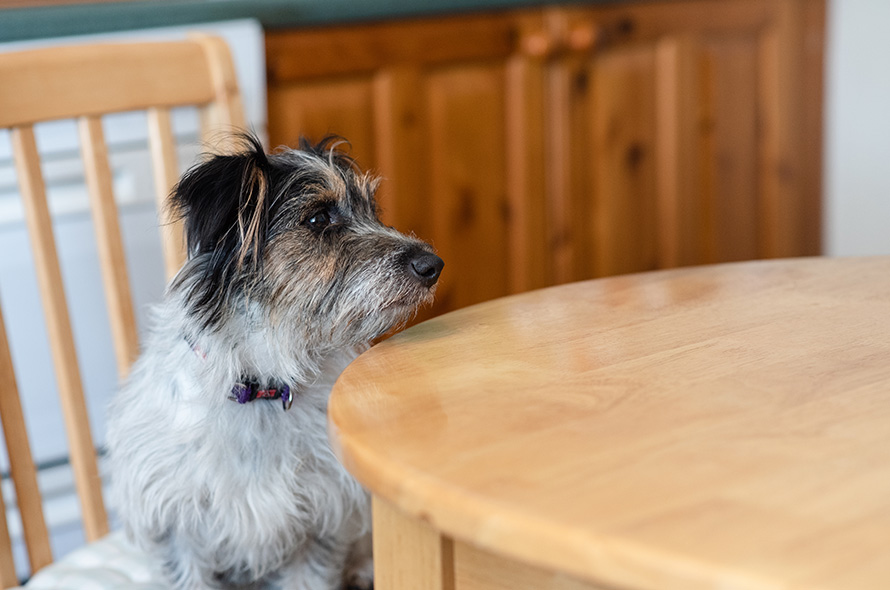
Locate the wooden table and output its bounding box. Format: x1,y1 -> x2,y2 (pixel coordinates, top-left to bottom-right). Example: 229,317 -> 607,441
328,257 -> 890,590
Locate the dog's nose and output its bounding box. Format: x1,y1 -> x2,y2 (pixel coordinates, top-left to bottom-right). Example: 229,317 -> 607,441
409,251 -> 444,288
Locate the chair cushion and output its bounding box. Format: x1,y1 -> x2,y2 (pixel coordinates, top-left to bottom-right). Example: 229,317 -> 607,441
19,531 -> 167,590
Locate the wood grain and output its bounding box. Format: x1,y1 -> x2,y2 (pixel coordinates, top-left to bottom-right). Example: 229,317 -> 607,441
372,66 -> 430,236
147,107 -> 188,279
0,308 -> 52,582
373,497 -> 455,590
192,33 -> 248,138
12,125 -> 109,544
0,488 -> 16,590
455,541 -> 606,590
427,63 -> 510,314
545,9 -> 590,285
504,13 -> 550,294
798,0 -> 826,256
698,36 -> 761,262
330,257 -> 890,590
590,45 -> 659,277
0,41 -> 213,126
268,76 -> 377,160
266,13 -> 516,82
79,115 -> 140,378
654,34 -> 701,268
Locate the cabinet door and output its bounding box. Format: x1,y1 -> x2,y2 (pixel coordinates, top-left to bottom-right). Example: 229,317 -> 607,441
267,13 -> 550,317
548,0 -> 824,281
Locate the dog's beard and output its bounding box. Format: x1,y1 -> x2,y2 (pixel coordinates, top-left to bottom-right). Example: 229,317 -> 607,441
317,284 -> 435,346
257,252 -> 437,348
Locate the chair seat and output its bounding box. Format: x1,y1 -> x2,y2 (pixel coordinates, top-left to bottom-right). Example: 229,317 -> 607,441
18,532 -> 167,590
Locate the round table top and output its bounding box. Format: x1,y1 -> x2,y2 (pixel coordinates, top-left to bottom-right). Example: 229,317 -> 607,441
328,257 -> 890,590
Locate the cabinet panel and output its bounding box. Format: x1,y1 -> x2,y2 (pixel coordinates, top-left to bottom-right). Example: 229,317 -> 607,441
589,46 -> 658,277
699,36 -> 761,263
267,76 -> 377,168
372,67 -> 432,235
427,63 -> 510,313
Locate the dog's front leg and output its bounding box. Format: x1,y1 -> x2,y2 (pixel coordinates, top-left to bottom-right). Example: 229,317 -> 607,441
343,532 -> 373,590
276,536 -> 351,590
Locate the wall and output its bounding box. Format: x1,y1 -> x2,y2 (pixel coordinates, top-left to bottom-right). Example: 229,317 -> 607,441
824,0 -> 890,256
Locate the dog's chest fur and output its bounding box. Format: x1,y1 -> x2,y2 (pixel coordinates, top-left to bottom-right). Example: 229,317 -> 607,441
107,297 -> 369,580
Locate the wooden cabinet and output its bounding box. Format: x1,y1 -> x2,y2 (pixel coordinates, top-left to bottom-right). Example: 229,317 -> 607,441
548,0 -> 825,280
266,0 -> 824,318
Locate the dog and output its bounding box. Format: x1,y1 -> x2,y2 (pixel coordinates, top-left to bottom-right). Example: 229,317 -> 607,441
106,134 -> 443,590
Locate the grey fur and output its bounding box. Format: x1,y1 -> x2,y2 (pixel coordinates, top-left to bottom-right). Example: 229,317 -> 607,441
107,137 -> 441,590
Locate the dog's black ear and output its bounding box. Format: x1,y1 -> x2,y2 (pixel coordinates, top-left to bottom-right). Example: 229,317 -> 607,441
171,134 -> 271,269
170,134 -> 271,327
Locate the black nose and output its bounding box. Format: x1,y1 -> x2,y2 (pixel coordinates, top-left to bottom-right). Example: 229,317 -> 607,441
409,251 -> 444,288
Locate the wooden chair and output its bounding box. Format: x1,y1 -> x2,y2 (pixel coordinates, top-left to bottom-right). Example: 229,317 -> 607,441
0,35 -> 246,587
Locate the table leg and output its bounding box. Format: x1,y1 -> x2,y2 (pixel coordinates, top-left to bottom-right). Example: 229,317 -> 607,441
372,496 -> 609,590
372,495 -> 455,590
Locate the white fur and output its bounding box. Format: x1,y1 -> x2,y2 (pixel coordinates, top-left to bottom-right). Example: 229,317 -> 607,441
107,290 -> 371,590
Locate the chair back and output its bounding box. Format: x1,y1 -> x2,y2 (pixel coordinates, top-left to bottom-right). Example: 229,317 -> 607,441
0,34 -> 246,586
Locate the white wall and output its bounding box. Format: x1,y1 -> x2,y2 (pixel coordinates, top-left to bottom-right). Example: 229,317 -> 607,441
824,0 -> 890,256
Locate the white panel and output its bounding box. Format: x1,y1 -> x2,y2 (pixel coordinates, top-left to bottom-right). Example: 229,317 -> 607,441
824,0 -> 890,256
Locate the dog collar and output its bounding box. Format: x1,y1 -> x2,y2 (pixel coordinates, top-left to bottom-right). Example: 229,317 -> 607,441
184,335 -> 295,411
230,380 -> 294,411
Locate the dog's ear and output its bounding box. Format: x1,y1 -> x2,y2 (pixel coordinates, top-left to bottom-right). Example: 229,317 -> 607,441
170,134 -> 271,327
171,134 -> 271,271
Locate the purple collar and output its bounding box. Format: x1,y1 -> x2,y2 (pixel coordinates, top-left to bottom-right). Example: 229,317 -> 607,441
185,336 -> 294,411
229,380 -> 294,411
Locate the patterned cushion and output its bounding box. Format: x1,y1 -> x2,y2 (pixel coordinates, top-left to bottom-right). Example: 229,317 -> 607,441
18,532 -> 168,590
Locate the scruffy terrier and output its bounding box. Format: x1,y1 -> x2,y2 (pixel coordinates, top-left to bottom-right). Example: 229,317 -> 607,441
106,135 -> 443,590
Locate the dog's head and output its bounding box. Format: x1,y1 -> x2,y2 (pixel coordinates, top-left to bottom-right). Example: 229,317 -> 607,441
170,134 -> 442,345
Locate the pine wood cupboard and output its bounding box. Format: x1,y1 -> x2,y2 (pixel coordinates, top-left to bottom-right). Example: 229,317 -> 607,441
266,0 -> 825,318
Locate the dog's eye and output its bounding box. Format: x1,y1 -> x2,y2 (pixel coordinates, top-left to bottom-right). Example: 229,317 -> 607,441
305,209 -> 333,230
308,211 -> 330,227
